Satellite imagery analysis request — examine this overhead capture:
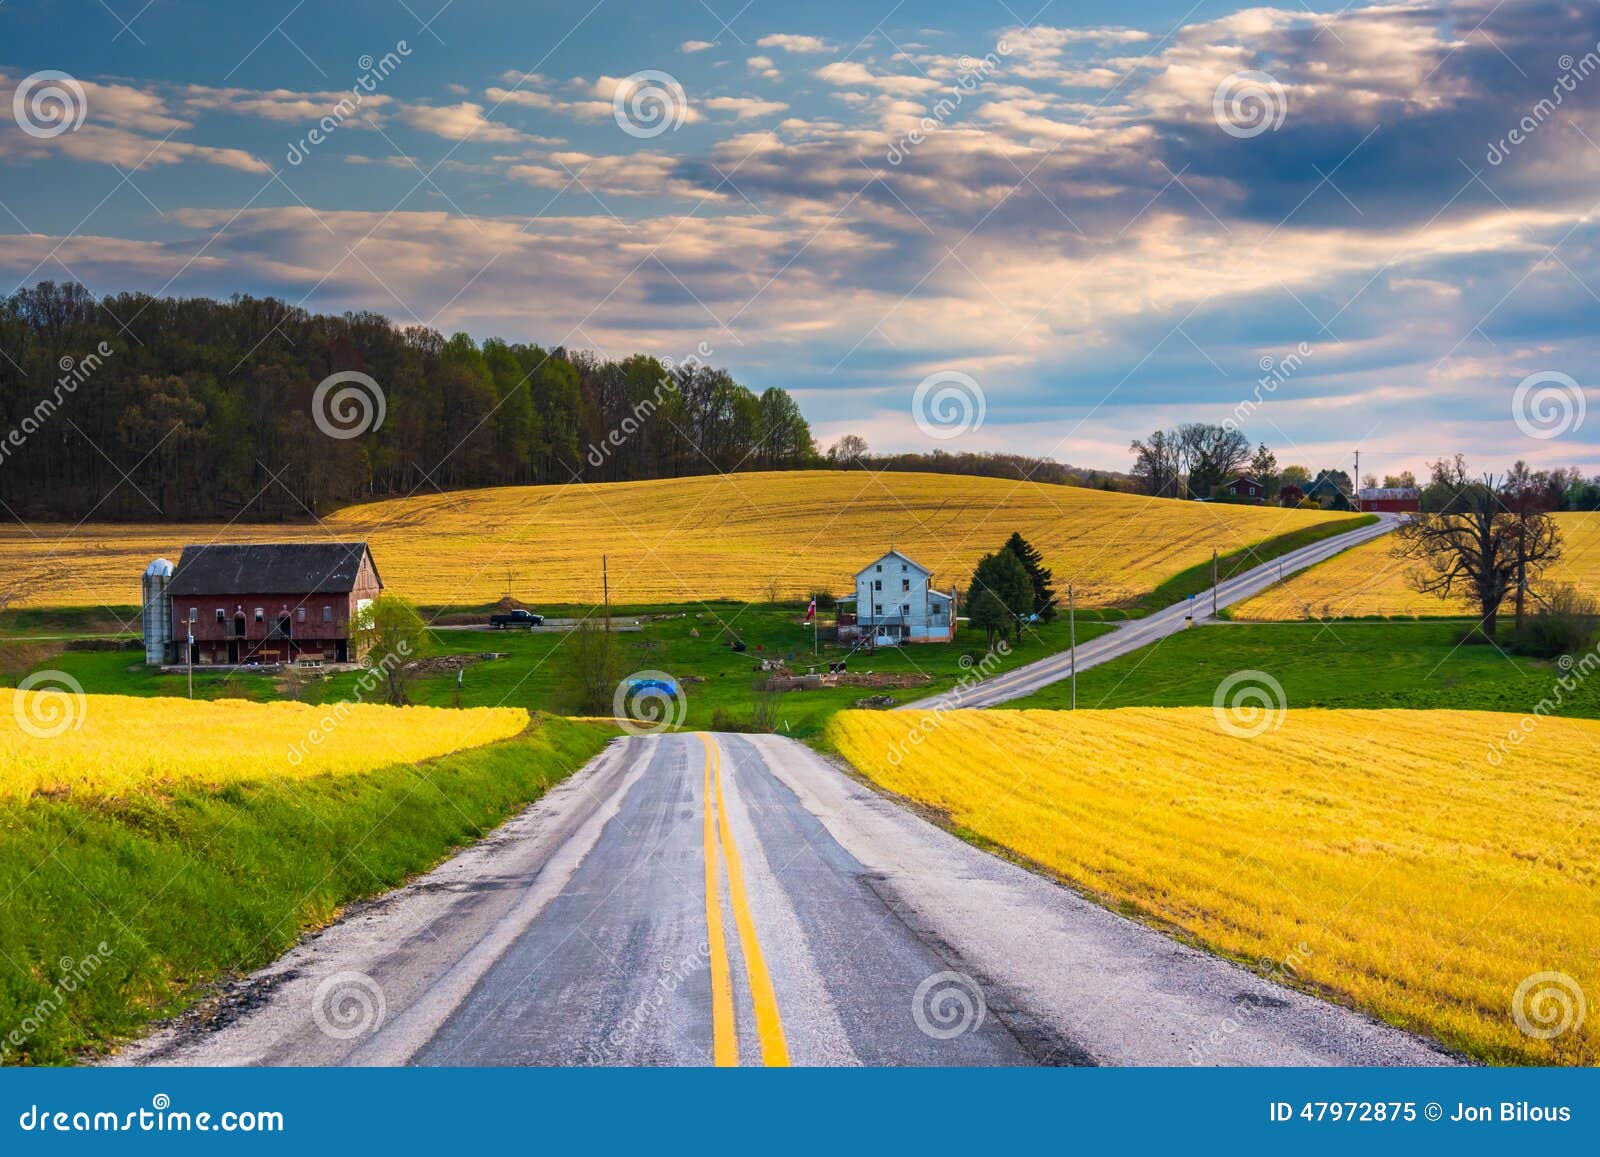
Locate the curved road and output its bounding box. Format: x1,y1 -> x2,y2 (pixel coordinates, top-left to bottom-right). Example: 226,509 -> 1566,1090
904,514 -> 1401,711
119,729 -> 1452,1068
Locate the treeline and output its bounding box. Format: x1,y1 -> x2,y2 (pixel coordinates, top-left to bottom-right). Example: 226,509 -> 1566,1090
0,283 -> 814,520
823,436 -> 1132,490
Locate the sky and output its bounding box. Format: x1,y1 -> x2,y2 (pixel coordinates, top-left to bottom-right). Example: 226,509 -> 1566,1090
1,0 -> 1597,480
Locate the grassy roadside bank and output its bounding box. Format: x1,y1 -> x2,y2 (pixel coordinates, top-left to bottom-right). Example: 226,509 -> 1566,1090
1121,513 -> 1379,615
0,715 -> 613,1065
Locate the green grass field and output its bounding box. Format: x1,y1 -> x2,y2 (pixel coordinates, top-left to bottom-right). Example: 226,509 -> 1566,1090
1,602 -> 1118,738
0,716 -> 611,1064
1006,620 -> 1600,717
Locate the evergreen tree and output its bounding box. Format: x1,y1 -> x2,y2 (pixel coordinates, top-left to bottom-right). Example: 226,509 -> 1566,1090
967,550 -> 1033,646
1002,531 -> 1056,622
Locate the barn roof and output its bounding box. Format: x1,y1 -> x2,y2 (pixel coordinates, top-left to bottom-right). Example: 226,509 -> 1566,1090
169,542 -> 381,596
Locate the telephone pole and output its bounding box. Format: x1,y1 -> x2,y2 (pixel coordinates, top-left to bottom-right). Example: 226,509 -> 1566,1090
1212,548 -> 1219,618
601,555 -> 611,629
1068,584 -> 1077,711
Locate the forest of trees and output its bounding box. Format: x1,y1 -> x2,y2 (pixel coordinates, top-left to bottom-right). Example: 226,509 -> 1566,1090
0,283 -> 815,520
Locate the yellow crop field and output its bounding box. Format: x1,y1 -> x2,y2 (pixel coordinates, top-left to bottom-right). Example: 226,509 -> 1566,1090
0,690 -> 528,799
0,471 -> 1356,609
1234,511 -> 1600,620
828,707 -> 1600,1065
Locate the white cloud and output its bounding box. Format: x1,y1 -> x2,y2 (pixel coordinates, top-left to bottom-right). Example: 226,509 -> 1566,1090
400,101 -> 526,142
702,96 -> 789,120
756,33 -> 833,54
681,40 -> 717,53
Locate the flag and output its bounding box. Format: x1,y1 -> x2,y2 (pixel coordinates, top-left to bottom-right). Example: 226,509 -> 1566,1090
805,597 -> 816,622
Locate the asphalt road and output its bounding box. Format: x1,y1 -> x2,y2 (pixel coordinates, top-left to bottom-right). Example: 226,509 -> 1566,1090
118,729 -> 1453,1067
903,514 -> 1401,711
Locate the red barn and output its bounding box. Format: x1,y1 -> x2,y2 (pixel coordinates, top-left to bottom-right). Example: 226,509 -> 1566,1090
166,542 -> 383,666
1357,487 -> 1421,513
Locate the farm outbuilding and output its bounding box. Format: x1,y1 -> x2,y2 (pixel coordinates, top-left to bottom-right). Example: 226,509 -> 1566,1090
1357,486 -> 1421,513
147,542 -> 383,666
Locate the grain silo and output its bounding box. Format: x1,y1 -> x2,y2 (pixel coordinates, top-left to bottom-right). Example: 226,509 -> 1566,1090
142,558 -> 174,666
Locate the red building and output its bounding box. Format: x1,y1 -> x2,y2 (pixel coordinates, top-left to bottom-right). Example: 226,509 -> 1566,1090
167,542 -> 383,665
1357,487 -> 1421,513
1222,476 -> 1266,502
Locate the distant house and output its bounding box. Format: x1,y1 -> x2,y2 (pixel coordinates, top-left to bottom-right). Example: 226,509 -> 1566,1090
1222,476 -> 1266,502
1304,476 -> 1355,511
1358,486 -> 1421,513
1278,483 -> 1306,507
159,542 -> 383,666
837,549 -> 956,644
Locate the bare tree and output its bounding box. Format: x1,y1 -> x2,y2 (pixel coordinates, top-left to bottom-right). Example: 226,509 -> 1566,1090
1129,429 -> 1182,497
1177,423 -> 1251,498
1394,457 -> 1564,639
562,617 -> 623,714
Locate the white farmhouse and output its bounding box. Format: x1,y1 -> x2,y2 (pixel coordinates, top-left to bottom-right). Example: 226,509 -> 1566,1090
839,549 -> 956,644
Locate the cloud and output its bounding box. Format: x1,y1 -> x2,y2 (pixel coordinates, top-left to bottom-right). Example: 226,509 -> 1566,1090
747,55 -> 781,81
399,101 -> 526,142
814,61 -> 943,96
756,33 -> 833,54
702,96 -> 789,120
681,40 -> 717,54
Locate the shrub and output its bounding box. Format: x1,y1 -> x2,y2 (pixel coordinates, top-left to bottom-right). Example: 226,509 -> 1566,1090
1504,584 -> 1600,659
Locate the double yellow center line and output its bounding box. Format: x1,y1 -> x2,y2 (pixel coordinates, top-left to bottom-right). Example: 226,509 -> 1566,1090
698,733 -> 789,1067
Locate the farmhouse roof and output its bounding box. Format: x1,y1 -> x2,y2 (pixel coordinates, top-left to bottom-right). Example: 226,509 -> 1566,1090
1357,487 -> 1421,500
855,549 -> 932,577
169,542 -> 381,596
1226,476 -> 1262,488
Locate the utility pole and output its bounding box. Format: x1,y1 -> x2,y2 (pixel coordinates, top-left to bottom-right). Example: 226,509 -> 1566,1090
1068,584 -> 1076,711
602,555 -> 610,629
1212,548 -> 1219,618
186,611 -> 194,700
1354,450 -> 1360,491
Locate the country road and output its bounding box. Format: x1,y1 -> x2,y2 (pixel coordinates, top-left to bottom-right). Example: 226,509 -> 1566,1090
904,514 -> 1402,711
117,729 -> 1453,1068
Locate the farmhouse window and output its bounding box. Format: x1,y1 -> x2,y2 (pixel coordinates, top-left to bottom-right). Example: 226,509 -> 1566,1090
874,579 -> 882,591
189,607 -> 198,622
323,606 -> 333,623
297,607 -> 307,623
254,608 -> 264,622
215,608 -> 224,622
874,603 -> 882,615
902,578 -> 910,591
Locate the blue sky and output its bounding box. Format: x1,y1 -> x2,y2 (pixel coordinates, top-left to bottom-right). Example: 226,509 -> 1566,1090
1,0 -> 1597,478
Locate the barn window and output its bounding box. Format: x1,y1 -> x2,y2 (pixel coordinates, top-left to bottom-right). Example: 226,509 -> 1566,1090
875,564 -> 882,572
254,607 -> 264,622
873,579 -> 882,591
215,608 -> 224,622
323,606 -> 333,623
873,603 -> 882,615
297,607 -> 307,623
189,607 -> 198,623
902,578 -> 910,591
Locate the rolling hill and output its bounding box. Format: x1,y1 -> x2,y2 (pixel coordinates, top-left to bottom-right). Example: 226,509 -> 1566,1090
0,472 -> 1359,610
1233,511 -> 1599,620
